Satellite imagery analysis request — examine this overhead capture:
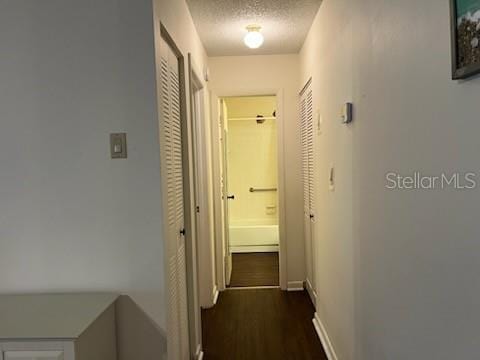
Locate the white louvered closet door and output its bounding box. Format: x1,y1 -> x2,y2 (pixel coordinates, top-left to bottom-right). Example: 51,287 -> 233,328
300,80 -> 317,305
160,38 -> 190,360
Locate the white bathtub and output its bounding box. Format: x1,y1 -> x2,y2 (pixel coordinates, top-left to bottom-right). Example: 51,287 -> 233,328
229,224 -> 279,253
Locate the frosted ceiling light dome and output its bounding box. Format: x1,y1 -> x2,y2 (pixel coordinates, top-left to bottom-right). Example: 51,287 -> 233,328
244,25 -> 264,49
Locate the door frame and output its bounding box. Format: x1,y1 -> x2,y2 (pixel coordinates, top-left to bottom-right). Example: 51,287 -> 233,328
210,90 -> 288,291
186,54 -> 208,360
220,103 -> 233,286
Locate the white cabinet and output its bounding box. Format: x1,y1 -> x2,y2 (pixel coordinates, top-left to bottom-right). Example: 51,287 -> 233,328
4,351 -> 64,360
0,342 -> 72,360
0,294 -> 118,360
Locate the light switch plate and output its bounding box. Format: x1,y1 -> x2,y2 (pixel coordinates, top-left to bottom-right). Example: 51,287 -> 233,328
110,133 -> 127,159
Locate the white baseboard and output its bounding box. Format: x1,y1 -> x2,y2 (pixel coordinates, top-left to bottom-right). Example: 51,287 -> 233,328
287,280 -> 304,291
312,312 -> 338,360
212,286 -> 219,305
195,344 -> 204,360
231,245 -> 279,253
305,278 -> 317,306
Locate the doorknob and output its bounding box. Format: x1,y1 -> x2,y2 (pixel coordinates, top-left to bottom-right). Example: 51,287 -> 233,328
310,214 -> 314,219
179,228 -> 186,236
227,195 -> 235,200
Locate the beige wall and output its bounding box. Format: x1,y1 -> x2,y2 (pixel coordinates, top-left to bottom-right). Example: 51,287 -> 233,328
225,96 -> 277,119
300,0 -> 354,358
116,296 -> 167,360
208,55 -> 305,286
301,0 -> 480,359
225,97 -> 278,226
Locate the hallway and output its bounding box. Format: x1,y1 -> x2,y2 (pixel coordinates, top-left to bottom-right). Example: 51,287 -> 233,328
202,289 -> 327,360
229,253 -> 279,287
2,0 -> 479,359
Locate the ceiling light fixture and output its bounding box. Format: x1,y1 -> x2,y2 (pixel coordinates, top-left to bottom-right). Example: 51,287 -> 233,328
244,25 -> 264,49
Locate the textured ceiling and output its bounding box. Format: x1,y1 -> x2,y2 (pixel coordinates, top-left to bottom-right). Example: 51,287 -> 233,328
186,0 -> 322,56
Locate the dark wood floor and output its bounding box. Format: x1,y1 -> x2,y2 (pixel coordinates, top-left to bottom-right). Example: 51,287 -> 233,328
202,289 -> 327,360
229,252 -> 279,287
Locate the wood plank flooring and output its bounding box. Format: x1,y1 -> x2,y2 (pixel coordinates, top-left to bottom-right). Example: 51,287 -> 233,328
229,252 -> 279,287
202,289 -> 327,360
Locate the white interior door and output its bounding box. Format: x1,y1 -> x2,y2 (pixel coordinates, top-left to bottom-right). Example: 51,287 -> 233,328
159,37 -> 190,360
300,80 -> 317,305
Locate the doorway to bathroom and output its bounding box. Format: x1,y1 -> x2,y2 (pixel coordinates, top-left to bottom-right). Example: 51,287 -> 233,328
222,95 -> 280,288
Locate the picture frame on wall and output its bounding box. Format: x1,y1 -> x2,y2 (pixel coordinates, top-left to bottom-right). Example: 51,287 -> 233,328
450,0 -> 480,79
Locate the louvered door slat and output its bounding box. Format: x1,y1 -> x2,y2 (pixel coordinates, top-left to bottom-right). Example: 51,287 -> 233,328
161,58 -> 176,227
300,96 -> 309,214
306,89 -> 314,214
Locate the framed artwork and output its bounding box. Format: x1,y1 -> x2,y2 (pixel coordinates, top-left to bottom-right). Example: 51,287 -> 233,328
450,0 -> 480,79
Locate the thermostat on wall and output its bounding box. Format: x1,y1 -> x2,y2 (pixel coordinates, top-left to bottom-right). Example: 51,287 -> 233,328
341,102 -> 353,124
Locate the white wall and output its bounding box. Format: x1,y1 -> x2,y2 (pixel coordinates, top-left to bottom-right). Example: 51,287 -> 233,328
0,2 -> 208,351
154,0 -> 207,70
0,0 -> 164,325
354,1 -> 480,358
208,55 -> 305,286
300,0 -> 354,358
301,0 -> 480,359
